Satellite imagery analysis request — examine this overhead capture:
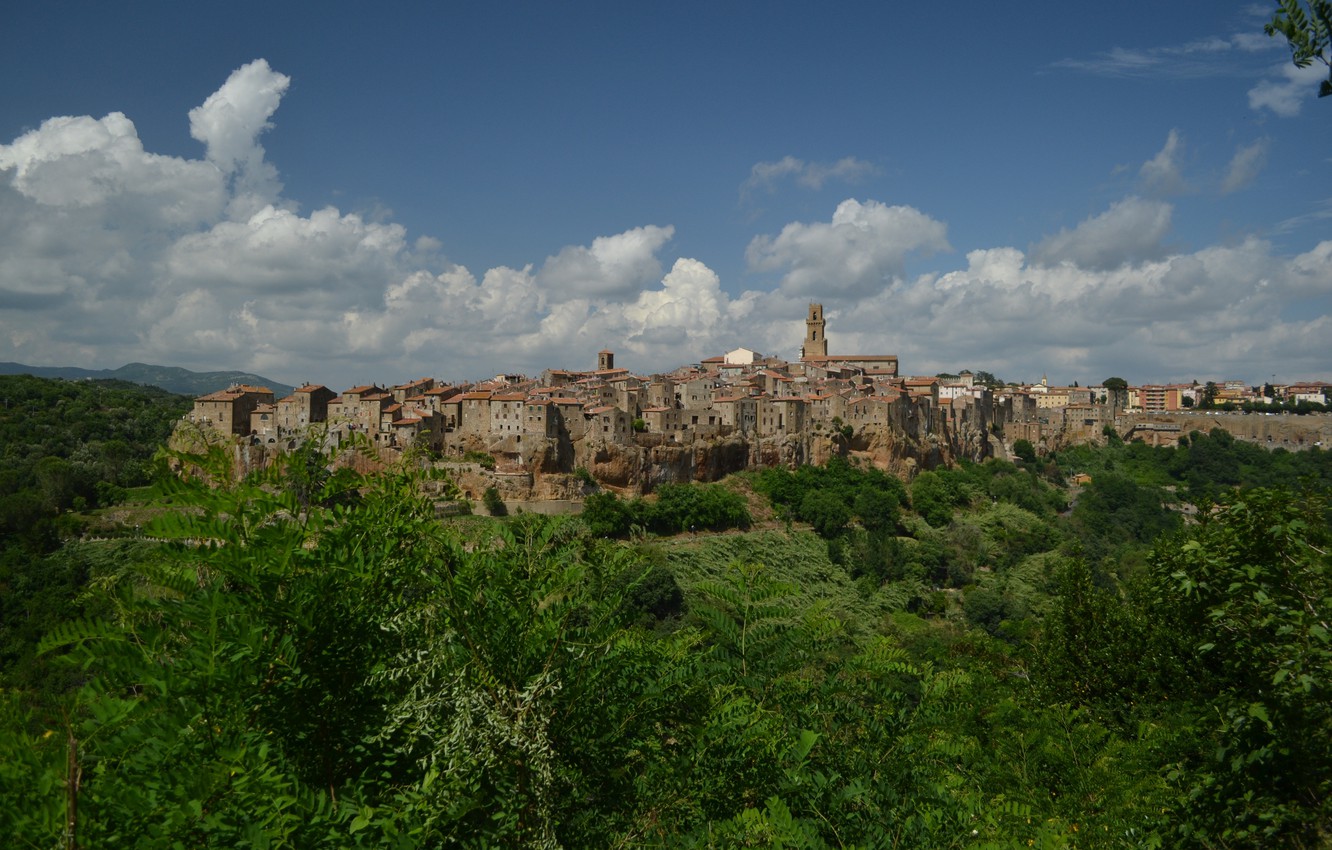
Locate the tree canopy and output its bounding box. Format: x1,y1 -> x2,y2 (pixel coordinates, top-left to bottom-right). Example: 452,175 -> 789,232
3,377 -> 1331,848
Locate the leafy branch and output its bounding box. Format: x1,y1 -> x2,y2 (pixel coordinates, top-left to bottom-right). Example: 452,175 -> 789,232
1266,0 -> 1332,97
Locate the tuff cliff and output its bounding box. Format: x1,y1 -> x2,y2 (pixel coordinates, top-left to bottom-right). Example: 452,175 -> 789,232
458,412 -> 992,501
167,406 -> 995,501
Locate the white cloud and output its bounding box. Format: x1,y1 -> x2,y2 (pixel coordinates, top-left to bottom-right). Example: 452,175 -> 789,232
745,199 -> 950,298
537,224 -> 674,299
1053,32 -> 1282,78
168,206 -> 407,292
1221,138 -> 1269,193
1,60 -> 1329,391
1248,61 -> 1328,116
741,156 -> 879,199
188,59 -> 291,215
1029,197 -> 1173,270
0,111 -> 225,223
1139,129 -> 1188,196
817,235 -> 1332,383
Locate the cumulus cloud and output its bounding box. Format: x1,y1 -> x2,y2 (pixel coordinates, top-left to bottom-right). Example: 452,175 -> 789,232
537,224 -> 674,299
1029,197 -> 1173,270
816,235 -> 1332,383
1248,61 -> 1327,116
0,111 -> 225,222
188,59 -> 290,215
745,199 -> 950,297
1,59 -> 1329,390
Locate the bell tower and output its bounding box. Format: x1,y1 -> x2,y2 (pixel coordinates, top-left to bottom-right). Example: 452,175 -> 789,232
801,303 -> 827,359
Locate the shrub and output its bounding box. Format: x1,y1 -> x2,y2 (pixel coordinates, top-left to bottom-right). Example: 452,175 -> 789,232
463,450 -> 496,469
799,489 -> 850,538
648,483 -> 750,535
1012,438 -> 1037,463
482,487 -> 507,516
583,491 -> 632,537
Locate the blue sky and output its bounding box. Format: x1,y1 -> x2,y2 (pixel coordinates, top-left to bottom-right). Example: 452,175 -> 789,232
1,1 -> 1328,390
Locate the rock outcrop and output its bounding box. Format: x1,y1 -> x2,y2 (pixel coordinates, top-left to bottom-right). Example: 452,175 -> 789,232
453,411 -> 994,501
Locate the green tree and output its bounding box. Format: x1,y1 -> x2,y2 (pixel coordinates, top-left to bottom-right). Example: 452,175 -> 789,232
972,369 -> 1003,388
1102,375 -> 1129,410
798,489 -> 850,538
1034,557 -> 1181,722
853,486 -> 899,531
649,482 -> 750,534
18,449 -> 704,848
483,485 -> 507,516
910,470 -> 965,528
374,516 -> 697,846
1201,380 -> 1219,409
1012,438 -> 1037,464
1266,0 -> 1332,97
582,490 -> 632,537
1071,472 -> 1179,556
1150,489 -> 1332,847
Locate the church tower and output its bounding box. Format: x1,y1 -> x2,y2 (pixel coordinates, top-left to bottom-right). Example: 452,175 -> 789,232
598,349 -> 615,371
801,303 -> 827,359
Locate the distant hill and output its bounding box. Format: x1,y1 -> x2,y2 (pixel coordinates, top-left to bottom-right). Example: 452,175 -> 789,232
0,361 -> 294,398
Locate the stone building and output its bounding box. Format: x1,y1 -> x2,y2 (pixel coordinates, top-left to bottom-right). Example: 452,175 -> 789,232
276,384 -> 336,433
801,303 -> 827,359
189,384 -> 275,436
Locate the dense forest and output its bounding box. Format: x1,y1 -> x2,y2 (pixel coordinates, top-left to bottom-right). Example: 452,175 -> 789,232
0,375 -> 192,690
1,376 -> 1328,849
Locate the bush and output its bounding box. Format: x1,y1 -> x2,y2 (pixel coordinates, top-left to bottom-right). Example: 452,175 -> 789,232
854,487 -> 900,532
910,471 -> 963,527
583,484 -> 750,538
962,586 -> 1028,637
463,450 -> 496,469
800,489 -> 850,538
583,491 -> 633,537
1012,438 -> 1037,463
756,457 -> 907,538
647,483 -> 750,535
482,487 -> 507,516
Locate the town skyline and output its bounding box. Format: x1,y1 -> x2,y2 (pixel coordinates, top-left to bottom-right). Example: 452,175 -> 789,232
6,350 -> 1326,402
184,305 -> 1330,501
2,3 -> 1330,389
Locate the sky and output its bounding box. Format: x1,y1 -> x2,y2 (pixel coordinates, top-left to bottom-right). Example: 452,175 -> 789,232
1,1 -> 1329,390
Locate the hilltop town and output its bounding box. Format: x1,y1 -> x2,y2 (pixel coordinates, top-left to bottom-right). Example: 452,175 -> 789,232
181,304 -> 1332,498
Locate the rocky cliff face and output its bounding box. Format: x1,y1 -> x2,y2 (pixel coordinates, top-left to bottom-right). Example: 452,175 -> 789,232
169,407 -> 997,501
474,413 -> 993,500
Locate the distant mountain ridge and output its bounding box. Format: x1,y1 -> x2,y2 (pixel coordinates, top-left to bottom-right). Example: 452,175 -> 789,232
0,361 -> 294,398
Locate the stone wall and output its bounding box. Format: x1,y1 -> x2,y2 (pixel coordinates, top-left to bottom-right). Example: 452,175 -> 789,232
1115,412 -> 1331,451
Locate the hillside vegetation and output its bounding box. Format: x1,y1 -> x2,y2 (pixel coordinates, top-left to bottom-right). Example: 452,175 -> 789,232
1,377 -> 1328,849
0,376 -> 191,689
0,361 -> 293,397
